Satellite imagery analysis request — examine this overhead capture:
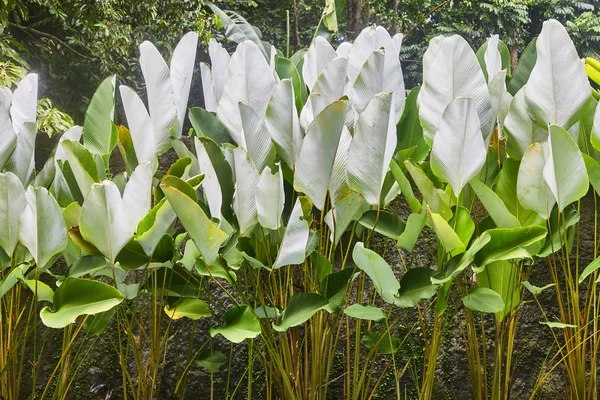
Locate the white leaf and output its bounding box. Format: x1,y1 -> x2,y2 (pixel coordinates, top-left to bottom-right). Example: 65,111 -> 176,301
265,79 -> 302,168
239,104 -> 273,172
504,87 -> 548,160
256,165 -> 284,230
122,161 -> 153,228
0,172 -> 26,256
139,41 -> 178,154
330,126 -> 353,206
200,63 -> 218,112
543,124 -> 589,211
233,147 -> 260,235
294,100 -> 347,210
0,88 -> 16,170
351,48 -> 405,123
80,181 -> 134,262
518,142 -> 555,219
418,35 -> 491,144
431,97 -> 487,197
18,187 -> 67,268
336,42 -> 352,57
208,39 -> 231,102
170,31 -> 198,130
54,126 -> 83,163
7,74 -> 37,185
217,41 -> 276,145
347,93 -> 397,205
119,86 -> 155,163
274,198 -> 310,268
525,19 -> 591,129
195,136 -> 222,219
299,93 -> 330,132
484,35 -> 502,81
311,56 -> 348,103
303,36 -> 337,90
346,26 -> 399,86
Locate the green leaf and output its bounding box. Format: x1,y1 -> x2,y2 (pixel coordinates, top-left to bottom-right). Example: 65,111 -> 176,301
477,260 -> 520,321
274,56 -> 306,111
539,321 -> 577,329
358,210 -> 405,240
18,187 -> 67,268
189,107 -> 231,145
196,349 -> 228,373
473,226 -> 547,270
508,38 -> 536,95
428,209 -> 465,255
405,160 -> 452,220
83,309 -> 115,336
254,305 -> 280,319
22,279 -> 54,302
390,160 -> 421,213
83,75 -> 117,155
352,242 -> 399,304
135,198 -> 177,256
361,332 -> 400,354
543,125 -> 589,212
272,293 -> 328,331
525,20 -> 591,129
210,305 -> 261,343
583,153 -> 600,195
579,255 -> 600,283
320,267 -> 357,313
462,287 -> 505,313
162,181 -> 228,264
40,277 -> 124,329
396,87 -> 428,162
395,268 -> 438,307
431,98 -> 487,197
164,298 -> 211,320
61,140 -> 100,197
344,304 -> 386,322
523,281 -> 555,296
470,177 -> 520,228
396,212 -> 427,252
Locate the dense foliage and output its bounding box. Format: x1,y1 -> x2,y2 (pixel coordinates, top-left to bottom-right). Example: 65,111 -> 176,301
1,9 -> 600,399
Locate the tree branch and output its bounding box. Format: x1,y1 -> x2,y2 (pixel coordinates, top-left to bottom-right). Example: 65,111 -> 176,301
9,23 -> 93,60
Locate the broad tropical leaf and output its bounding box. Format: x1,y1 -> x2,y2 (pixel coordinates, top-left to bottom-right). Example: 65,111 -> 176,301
119,85 -> 155,163
462,287 -> 504,313
83,75 -> 116,156
418,35 -> 491,144
352,242 -> 399,304
210,305 -> 261,343
0,88 -> 17,170
40,277 -> 124,329
525,19 -> 591,129
265,79 -> 302,168
272,293 -> 328,331
217,41 -> 276,144
80,181 -> 133,263
504,87 -> 548,160
348,93 -> 397,205
295,100 -> 347,209
0,172 -> 26,256
256,165 -> 284,230
274,197 -> 312,268
162,180 -> 228,264
6,74 -> 37,184
517,142 -> 556,219
430,97 -> 487,197
18,187 -> 67,268
543,125 -> 589,211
